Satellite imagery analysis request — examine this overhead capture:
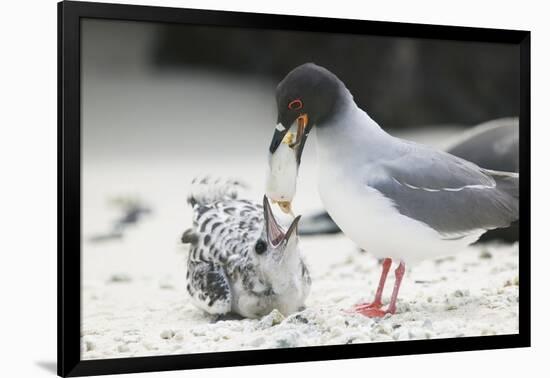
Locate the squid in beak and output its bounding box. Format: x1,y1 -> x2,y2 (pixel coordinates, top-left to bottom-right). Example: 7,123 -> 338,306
263,195 -> 301,248
266,114 -> 311,214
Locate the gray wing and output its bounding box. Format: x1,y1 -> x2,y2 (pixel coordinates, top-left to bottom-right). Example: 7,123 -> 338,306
186,259 -> 232,315
368,144 -> 519,237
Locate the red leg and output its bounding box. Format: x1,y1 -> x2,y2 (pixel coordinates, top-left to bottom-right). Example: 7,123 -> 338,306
352,258 -> 392,311
386,262 -> 406,314
356,262 -> 406,317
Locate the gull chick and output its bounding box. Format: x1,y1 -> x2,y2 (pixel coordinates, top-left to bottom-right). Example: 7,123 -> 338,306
181,177 -> 311,319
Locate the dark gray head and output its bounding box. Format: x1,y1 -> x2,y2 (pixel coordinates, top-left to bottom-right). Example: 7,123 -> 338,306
276,63 -> 344,129
269,63 -> 346,163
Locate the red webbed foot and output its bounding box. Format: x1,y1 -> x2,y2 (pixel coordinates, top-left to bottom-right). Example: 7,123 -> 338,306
352,301 -> 383,311
355,307 -> 389,318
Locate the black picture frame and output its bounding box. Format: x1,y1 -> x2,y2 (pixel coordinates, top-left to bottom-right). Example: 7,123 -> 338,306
58,1 -> 531,376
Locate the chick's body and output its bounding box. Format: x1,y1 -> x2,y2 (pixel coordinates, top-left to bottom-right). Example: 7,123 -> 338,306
182,178 -> 311,319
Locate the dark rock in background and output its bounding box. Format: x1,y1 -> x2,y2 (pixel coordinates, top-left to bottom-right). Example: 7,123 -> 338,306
88,197 -> 152,244
152,24 -> 519,128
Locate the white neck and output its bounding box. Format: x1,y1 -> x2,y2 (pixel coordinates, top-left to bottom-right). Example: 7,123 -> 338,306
314,100 -> 394,165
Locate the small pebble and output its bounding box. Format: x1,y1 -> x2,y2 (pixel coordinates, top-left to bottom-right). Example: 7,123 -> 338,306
142,341 -> 156,351
276,339 -> 292,348
257,309 -> 285,329
422,319 -> 433,329
374,323 -> 392,335
479,250 -> 493,259
160,329 -> 175,339
159,282 -> 174,290
108,274 -> 132,283
84,339 -> 95,352
250,337 -> 266,347
504,276 -> 519,287
392,329 -> 408,341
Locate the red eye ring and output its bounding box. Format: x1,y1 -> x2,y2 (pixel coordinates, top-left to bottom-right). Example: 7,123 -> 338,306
288,99 -> 303,110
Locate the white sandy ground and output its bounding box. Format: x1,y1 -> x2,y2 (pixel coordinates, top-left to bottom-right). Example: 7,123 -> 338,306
80,157 -> 519,360
82,241 -> 518,359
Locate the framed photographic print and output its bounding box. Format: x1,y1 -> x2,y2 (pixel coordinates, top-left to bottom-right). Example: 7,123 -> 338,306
58,0 -> 530,376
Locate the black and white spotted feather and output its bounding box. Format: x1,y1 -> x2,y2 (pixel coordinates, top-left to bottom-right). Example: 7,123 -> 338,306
181,177 -> 311,318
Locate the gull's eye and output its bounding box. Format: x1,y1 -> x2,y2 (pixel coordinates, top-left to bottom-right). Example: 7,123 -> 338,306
288,99 -> 303,110
255,239 -> 267,254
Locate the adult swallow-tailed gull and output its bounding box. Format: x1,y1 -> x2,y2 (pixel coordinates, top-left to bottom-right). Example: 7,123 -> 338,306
181,177 -> 310,318
267,63 -> 519,317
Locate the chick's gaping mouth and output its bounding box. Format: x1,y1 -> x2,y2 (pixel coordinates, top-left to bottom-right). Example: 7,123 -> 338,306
263,195 -> 286,246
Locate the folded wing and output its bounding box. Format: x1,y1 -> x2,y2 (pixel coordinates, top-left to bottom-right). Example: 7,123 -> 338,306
368,144 -> 519,237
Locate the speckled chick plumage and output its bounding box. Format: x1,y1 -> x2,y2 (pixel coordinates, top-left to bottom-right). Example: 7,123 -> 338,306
181,177 -> 311,319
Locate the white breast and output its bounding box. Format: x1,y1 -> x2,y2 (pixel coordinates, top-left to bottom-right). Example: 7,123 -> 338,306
314,119 -> 481,263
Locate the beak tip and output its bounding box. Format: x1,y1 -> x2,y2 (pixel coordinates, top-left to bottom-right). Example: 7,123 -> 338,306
290,214 -> 301,232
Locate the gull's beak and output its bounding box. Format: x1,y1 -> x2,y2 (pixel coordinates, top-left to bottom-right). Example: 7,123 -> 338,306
263,195 -> 301,247
269,113 -> 311,165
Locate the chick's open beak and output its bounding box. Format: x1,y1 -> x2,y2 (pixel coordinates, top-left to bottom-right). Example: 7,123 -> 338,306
283,215 -> 301,244
263,195 -> 301,248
